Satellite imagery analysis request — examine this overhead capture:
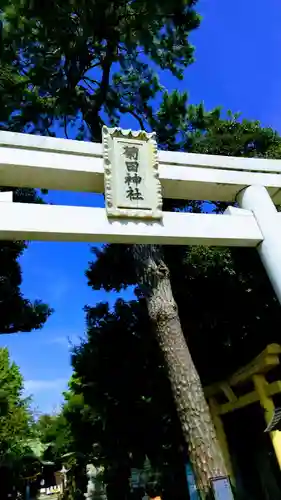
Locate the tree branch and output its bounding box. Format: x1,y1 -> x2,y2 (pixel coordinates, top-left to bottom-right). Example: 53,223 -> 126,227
120,106 -> 146,131
85,61 -> 102,72
82,77 -> 98,93
83,40 -> 116,140
64,115 -> 69,139
92,41 -> 116,113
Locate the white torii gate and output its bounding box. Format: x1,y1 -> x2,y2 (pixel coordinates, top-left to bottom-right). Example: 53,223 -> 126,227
1,127 -> 281,303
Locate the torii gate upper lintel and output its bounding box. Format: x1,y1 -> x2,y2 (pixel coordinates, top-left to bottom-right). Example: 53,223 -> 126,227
1,127 -> 281,303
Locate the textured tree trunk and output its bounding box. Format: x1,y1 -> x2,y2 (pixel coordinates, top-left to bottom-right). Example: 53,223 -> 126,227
132,244 -> 227,497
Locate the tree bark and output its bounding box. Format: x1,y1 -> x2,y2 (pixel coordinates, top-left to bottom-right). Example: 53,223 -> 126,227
132,244 -> 227,497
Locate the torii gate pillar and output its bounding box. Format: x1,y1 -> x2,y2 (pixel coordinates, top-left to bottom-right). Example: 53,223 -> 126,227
237,185 -> 281,304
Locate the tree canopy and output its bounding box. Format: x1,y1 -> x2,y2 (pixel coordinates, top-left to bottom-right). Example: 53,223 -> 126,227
0,187 -> 52,335
0,0 -> 200,138
0,347 -> 34,464
0,11 -> 54,335
0,347 -> 54,498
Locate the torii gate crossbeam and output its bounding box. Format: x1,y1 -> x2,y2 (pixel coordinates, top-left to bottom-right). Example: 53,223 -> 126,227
1,130 -> 281,202
1,129 -> 281,303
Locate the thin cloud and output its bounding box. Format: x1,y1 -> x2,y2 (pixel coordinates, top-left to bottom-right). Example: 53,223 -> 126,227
25,378 -> 68,393
48,336 -> 69,346
46,334 -> 81,347
48,278 -> 71,303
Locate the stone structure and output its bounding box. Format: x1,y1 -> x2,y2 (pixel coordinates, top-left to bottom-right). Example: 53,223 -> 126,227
102,127 -> 162,220
1,128 -> 281,302
85,464 -> 106,500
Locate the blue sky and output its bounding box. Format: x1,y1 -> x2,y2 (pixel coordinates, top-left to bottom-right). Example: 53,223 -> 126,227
1,0 -> 281,415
